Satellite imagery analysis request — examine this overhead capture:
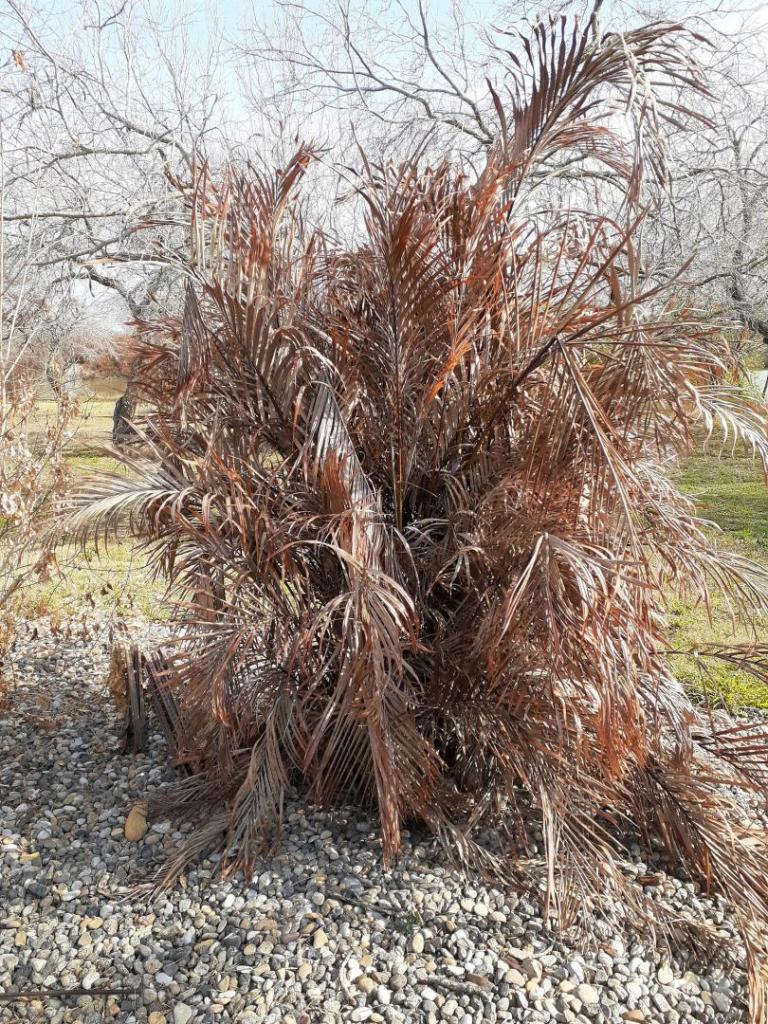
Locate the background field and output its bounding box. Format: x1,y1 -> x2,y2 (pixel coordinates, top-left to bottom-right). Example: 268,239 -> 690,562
669,447 -> 768,709
20,378 -> 167,621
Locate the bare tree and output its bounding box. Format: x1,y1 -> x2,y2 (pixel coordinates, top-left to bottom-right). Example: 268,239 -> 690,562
0,0 -> 239,429
670,50 -> 768,354
245,0 -> 768,361
5,0 -> 768,370
0,138 -> 73,619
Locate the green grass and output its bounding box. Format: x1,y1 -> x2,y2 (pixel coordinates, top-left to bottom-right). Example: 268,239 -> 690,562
11,379 -> 167,621
18,540 -> 169,621
667,596 -> 768,711
66,451 -> 126,476
33,393 -> 118,474
670,445 -> 768,710
674,449 -> 768,556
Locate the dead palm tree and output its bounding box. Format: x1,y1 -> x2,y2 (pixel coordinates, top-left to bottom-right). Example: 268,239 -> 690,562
73,12 -> 768,1019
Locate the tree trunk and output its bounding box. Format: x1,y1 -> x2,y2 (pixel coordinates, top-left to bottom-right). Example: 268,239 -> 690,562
112,385 -> 138,446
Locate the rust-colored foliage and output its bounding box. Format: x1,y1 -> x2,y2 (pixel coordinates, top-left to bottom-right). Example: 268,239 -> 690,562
74,13 -> 768,1018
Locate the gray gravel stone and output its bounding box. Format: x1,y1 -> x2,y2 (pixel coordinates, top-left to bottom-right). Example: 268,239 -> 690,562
173,1004 -> 194,1024
0,617 -> 753,1024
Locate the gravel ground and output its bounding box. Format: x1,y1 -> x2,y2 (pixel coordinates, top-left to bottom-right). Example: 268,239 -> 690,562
0,619 -> 748,1024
